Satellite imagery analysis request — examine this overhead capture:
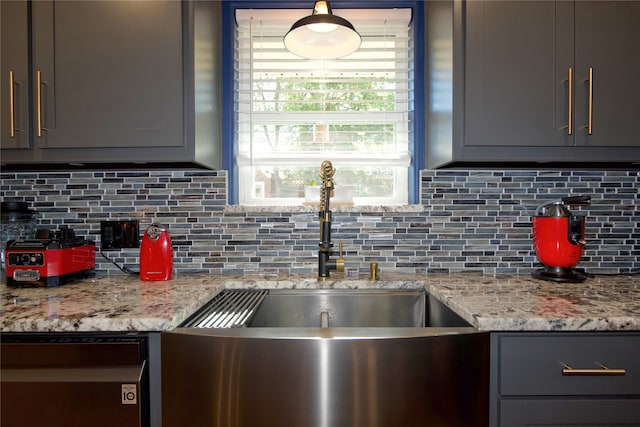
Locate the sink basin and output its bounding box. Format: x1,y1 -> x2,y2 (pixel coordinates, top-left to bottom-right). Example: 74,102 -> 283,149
248,288 -> 425,327
182,288 -> 472,329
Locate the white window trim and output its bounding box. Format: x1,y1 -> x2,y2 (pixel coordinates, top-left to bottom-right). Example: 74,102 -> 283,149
235,7 -> 412,206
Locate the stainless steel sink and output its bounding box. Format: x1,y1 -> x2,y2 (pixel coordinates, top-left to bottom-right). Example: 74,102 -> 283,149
167,288 -> 487,427
181,288 -> 472,329
248,288 -> 425,327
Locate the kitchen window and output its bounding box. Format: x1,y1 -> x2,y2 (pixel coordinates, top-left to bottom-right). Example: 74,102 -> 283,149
222,1 -> 424,206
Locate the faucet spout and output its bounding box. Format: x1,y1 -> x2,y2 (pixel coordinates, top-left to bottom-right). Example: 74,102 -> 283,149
318,161 -> 344,280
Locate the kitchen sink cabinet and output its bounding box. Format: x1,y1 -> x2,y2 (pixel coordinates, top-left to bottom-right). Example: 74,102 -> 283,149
427,0 -> 640,168
0,0 -> 220,169
490,332 -> 640,427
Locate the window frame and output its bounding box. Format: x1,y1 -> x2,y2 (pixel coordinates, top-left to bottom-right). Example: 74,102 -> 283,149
221,0 -> 425,205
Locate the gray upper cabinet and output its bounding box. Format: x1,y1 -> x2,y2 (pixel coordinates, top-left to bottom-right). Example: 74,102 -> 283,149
463,1 -> 572,150
574,2 -> 640,148
1,0 -> 220,168
32,1 -> 183,152
0,1 -> 30,150
426,0 -> 640,168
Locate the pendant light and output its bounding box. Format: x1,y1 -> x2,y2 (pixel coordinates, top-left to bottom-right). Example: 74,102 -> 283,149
284,0 -> 361,59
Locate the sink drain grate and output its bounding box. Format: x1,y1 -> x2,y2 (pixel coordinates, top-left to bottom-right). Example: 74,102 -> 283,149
182,289 -> 268,328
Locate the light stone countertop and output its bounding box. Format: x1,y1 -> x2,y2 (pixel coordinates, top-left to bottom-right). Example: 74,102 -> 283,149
1,274 -> 225,332
422,273 -> 640,331
1,272 -> 639,332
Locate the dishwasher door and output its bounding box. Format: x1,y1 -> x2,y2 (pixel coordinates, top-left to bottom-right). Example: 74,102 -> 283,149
162,328 -> 489,427
1,334 -> 149,427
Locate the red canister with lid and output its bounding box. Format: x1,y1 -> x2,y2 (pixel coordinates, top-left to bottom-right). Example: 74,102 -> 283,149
140,223 -> 173,281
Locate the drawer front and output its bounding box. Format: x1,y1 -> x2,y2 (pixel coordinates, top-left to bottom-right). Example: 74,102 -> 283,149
499,333 -> 640,396
500,398 -> 640,426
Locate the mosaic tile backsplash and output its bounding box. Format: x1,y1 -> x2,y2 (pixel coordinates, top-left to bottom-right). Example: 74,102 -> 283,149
1,169 -> 638,275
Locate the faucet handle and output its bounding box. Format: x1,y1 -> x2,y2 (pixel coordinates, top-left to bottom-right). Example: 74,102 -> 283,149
336,242 -> 345,271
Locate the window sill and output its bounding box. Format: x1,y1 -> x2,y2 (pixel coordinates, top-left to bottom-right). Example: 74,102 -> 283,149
223,205 -> 424,214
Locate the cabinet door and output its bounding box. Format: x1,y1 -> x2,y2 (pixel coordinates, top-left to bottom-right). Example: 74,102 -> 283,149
574,1 -> 640,148
500,399 -> 640,426
0,0 -> 30,149
32,1 -> 183,153
462,1 -> 573,157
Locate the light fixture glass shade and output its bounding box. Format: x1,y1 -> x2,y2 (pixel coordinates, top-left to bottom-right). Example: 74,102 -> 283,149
283,1 -> 361,60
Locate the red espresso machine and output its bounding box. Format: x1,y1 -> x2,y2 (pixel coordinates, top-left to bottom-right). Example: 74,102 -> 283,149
140,223 -> 173,281
532,196 -> 591,282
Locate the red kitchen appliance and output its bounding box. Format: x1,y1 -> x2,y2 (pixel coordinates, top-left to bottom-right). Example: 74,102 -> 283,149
532,196 -> 591,283
4,227 -> 95,287
140,223 -> 173,281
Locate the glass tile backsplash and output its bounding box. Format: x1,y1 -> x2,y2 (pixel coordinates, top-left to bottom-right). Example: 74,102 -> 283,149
1,169 -> 637,275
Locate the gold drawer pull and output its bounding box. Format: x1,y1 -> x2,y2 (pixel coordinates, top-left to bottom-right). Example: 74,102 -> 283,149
562,363 -> 626,376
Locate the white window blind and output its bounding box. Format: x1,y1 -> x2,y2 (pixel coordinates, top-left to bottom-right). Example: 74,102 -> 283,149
235,8 -> 413,206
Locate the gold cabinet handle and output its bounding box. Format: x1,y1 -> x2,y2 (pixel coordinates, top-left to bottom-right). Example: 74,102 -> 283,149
562,363 -> 625,376
36,70 -> 43,137
36,70 -> 50,137
567,67 -> 573,135
9,71 -> 16,138
587,67 -> 593,135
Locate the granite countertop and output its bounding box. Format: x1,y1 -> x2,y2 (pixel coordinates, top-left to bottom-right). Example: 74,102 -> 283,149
422,273 -> 640,331
0,274 -> 225,332
1,272 -> 639,333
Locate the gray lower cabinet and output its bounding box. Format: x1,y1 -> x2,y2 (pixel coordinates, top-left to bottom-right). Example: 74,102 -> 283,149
0,0 -> 220,168
426,0 -> 640,167
490,332 -> 640,427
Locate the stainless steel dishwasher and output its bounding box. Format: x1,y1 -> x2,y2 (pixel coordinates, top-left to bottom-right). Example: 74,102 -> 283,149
162,288 -> 489,427
1,333 -> 150,427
